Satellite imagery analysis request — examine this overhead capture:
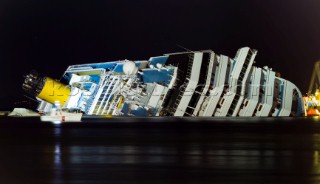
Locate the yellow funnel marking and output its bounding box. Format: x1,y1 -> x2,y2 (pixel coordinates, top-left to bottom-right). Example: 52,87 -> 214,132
37,77 -> 71,106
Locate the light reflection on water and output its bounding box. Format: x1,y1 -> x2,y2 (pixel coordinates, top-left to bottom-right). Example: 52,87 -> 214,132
2,117 -> 320,183
53,128 -> 62,184
62,145 -> 318,171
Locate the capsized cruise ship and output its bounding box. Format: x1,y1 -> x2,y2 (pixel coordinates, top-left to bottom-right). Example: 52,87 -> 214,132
22,47 -> 305,117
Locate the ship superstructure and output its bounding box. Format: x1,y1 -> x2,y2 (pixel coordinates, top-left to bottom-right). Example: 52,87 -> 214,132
22,47 -> 305,117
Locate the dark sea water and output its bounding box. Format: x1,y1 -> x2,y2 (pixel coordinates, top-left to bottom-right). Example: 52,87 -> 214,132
1,117 -> 320,184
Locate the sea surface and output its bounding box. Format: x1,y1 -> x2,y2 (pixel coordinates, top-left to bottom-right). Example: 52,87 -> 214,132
1,117 -> 320,184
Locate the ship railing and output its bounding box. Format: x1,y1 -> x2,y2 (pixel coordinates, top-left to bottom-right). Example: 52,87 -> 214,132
95,77 -> 118,114
227,51 -> 254,116
184,111 -> 194,116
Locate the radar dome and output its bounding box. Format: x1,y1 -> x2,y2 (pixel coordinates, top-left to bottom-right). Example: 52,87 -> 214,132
123,60 -> 138,75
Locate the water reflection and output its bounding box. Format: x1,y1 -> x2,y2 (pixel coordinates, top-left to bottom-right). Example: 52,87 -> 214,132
55,137 -> 318,170
29,128 -> 320,184
2,118 -> 320,183
54,144 -> 61,165
53,128 -> 62,184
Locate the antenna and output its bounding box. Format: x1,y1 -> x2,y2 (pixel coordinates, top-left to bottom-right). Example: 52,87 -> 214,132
176,44 -> 193,52
22,95 -> 39,103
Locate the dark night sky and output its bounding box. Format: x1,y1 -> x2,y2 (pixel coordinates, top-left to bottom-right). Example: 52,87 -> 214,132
0,0 -> 319,107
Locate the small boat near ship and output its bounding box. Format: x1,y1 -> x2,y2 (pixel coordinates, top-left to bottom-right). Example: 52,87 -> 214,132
40,109 -> 82,122
39,102 -> 83,122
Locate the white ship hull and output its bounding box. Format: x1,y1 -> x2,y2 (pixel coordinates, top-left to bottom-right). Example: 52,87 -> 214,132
24,47 -> 305,117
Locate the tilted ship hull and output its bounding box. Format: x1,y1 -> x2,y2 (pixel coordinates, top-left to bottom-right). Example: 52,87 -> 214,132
22,47 -> 305,117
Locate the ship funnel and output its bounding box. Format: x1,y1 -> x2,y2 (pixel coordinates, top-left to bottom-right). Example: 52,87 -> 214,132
22,71 -> 71,106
